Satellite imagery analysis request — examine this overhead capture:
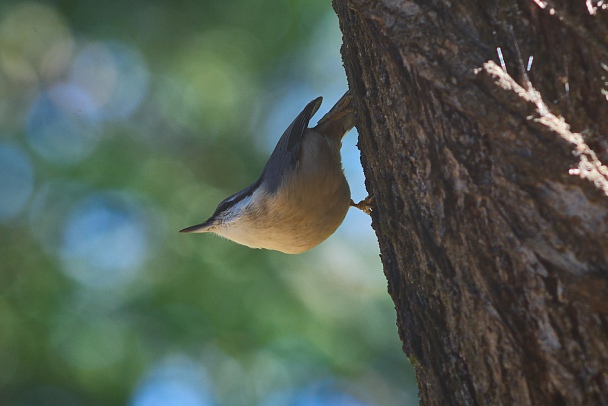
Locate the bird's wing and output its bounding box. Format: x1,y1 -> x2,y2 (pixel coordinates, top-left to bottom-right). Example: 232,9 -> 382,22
260,97 -> 322,193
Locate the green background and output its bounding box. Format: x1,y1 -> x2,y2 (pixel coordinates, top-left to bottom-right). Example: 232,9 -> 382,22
0,0 -> 417,404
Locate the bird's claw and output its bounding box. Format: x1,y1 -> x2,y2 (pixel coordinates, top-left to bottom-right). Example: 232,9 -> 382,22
350,196 -> 374,215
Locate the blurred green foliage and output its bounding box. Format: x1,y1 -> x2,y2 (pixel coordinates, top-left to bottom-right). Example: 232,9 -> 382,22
0,0 -> 417,404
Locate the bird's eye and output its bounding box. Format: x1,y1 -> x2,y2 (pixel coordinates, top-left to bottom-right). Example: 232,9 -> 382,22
212,179 -> 261,217
214,195 -> 236,215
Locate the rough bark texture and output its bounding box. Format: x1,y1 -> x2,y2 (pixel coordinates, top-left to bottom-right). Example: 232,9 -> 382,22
333,0 -> 608,404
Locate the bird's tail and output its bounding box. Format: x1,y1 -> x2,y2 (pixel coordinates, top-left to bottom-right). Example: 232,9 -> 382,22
313,90 -> 356,140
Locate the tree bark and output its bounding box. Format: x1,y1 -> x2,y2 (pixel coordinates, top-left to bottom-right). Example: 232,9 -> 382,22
333,0 -> 608,404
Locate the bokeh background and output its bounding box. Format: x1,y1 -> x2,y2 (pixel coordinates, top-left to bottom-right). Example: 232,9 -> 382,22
0,0 -> 418,404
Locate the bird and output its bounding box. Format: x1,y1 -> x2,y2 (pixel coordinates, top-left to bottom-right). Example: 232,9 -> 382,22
180,91 -> 362,254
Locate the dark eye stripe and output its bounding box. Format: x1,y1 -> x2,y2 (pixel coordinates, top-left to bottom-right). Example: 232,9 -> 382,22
213,178 -> 261,217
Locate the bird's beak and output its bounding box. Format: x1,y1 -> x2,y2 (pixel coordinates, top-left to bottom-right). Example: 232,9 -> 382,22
179,219 -> 215,233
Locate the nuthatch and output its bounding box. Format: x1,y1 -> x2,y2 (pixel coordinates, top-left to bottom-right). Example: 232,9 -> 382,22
180,91 -> 361,254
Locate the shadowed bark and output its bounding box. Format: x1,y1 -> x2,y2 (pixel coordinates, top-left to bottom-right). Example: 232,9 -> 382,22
333,0 -> 608,404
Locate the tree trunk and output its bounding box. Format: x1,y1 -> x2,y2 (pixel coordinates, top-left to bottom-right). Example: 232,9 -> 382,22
333,0 -> 608,404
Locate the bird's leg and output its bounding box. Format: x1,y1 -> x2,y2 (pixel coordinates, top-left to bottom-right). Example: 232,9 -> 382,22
350,196 -> 374,215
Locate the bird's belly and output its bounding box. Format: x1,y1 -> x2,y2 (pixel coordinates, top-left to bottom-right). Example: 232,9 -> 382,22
256,202 -> 350,254
220,182 -> 350,254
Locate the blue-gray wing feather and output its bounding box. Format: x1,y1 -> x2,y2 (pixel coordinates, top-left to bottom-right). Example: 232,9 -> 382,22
260,97 -> 322,193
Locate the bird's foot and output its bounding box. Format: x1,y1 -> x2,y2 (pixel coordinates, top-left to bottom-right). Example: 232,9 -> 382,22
350,196 -> 374,215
